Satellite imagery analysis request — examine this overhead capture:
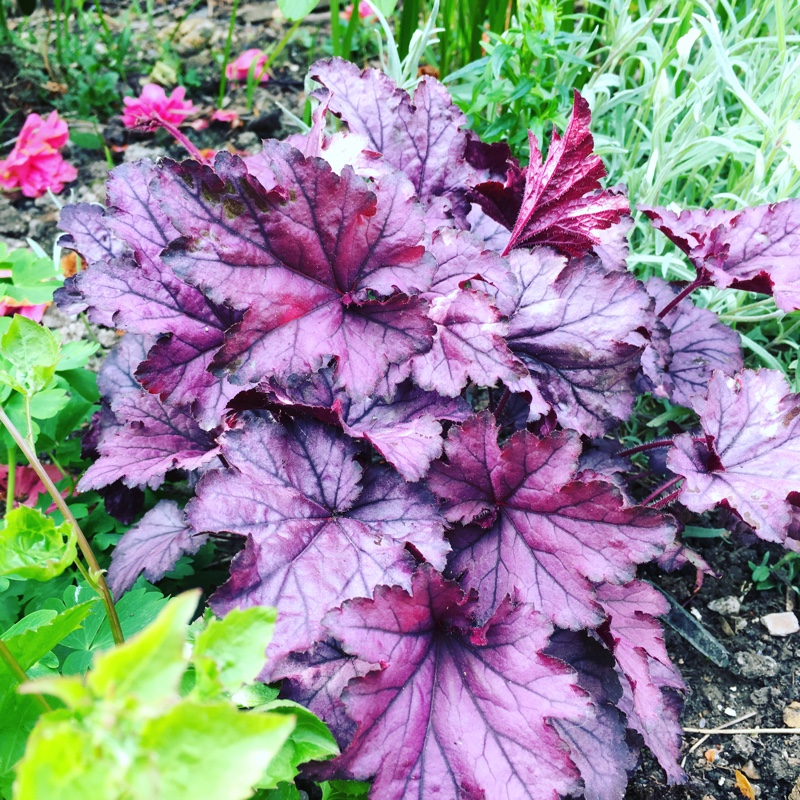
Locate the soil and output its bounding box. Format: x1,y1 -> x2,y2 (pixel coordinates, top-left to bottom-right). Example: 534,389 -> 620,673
2,4 -> 799,799
627,536 -> 800,800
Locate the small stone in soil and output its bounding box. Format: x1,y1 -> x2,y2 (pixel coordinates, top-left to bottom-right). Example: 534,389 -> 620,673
761,611 -> 800,637
783,701 -> 800,729
708,595 -> 741,615
735,651 -> 780,679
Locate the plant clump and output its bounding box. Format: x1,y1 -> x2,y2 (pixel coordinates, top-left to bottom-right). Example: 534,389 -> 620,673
54,57 -> 800,800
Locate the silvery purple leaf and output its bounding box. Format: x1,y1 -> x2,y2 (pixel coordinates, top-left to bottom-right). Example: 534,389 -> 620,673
79,390 -> 220,490
278,640 -> 376,748
642,200 -> 800,312
644,277 -> 743,407
261,372 -> 469,481
411,289 -> 526,398
104,159 -> 179,268
193,417 -> 447,663
156,150 -> 435,400
667,369 -> 800,543
430,414 -> 674,628
506,249 -> 650,436
597,581 -> 686,783
545,630 -> 637,800
310,58 -> 481,223
96,333 -> 154,402
106,499 -> 206,598
337,383 -> 470,481
58,202 -> 125,266
323,566 -> 590,800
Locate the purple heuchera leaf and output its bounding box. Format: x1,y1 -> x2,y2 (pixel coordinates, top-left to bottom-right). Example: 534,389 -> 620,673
58,202 -> 126,266
79,390 -> 220,491
323,565 -> 590,800
262,370 -> 470,481
596,581 -> 686,783
644,277 -> 743,407
429,413 -> 675,628
96,333 -> 154,402
505,249 -> 650,436
545,630 -> 637,800
471,92 -> 629,258
642,200 -> 800,312
194,416 -> 448,663
106,499 -> 207,598
309,58 -> 485,224
157,150 -> 435,401
104,159 -> 179,269
667,369 -> 800,543
279,639 -> 376,747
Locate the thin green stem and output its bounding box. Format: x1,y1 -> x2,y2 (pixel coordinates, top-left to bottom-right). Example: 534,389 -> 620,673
218,0 -> 242,108
0,0 -> 10,45
261,19 -> 302,75
23,394 -> 34,452
0,407 -> 124,646
330,0 -> 341,57
5,446 -> 15,517
0,639 -> 52,713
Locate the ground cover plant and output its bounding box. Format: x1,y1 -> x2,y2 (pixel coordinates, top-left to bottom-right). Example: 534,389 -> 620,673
18,49 -> 798,799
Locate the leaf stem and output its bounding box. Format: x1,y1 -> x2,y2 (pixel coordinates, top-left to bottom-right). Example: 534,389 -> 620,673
153,117 -> 207,164
656,275 -> 709,320
617,438 -> 675,458
494,387 -> 511,420
5,446 -> 15,517
649,489 -> 681,509
0,407 -> 124,645
0,639 -> 52,713
642,475 -> 682,507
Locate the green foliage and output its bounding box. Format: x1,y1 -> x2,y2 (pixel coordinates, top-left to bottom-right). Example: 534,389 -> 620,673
10,593 -> 344,800
0,602 -> 95,795
0,317 -> 60,398
0,244 -> 63,308
750,551 -> 800,593
0,507 -> 76,581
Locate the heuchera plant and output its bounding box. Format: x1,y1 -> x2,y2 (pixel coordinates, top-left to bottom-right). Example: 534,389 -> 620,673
55,57 -> 800,799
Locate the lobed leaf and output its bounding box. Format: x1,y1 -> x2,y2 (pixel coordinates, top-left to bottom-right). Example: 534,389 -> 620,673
430,413 -> 674,628
323,566 -> 590,800
107,500 -> 207,598
193,417 -> 447,664
667,369 -> 800,542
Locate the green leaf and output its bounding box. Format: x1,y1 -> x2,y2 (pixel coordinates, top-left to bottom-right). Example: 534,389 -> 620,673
255,783 -> 302,799
0,506 -> 77,581
193,606 -> 276,696
0,603 -> 95,787
28,387 -> 70,420
12,718 -> 123,800
232,682 -> 280,709
256,700 -> 339,788
0,315 -> 61,395
132,700 -> 296,800
276,0 -> 317,20
320,781 -> 372,800
87,590 -> 199,704
57,341 -> 99,372
1,603 -> 95,671
70,131 -> 104,150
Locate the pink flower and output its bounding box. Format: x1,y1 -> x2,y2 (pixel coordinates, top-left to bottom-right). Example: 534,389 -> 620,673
0,300 -> 48,321
121,84 -> 195,129
211,108 -> 241,126
225,49 -> 270,83
342,1 -> 377,20
0,111 -> 77,198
